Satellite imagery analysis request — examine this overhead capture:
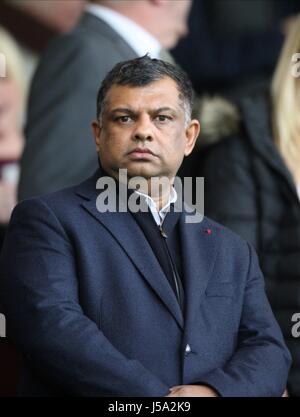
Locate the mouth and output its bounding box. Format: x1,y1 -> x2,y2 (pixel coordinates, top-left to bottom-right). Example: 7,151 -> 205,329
127,148 -> 156,159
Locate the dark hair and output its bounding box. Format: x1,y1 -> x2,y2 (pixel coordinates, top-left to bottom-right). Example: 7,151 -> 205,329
96,55 -> 194,122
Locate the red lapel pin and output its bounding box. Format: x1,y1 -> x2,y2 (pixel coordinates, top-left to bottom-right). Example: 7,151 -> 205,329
205,228 -> 212,235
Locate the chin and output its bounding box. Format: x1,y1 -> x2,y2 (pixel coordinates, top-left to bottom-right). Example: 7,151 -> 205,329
125,165 -> 158,179
127,169 -> 154,180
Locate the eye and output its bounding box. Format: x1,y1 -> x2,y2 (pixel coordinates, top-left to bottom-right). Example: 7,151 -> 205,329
115,116 -> 133,124
155,115 -> 172,123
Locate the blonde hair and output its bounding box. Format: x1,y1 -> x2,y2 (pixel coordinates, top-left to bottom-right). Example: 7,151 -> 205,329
271,16 -> 300,183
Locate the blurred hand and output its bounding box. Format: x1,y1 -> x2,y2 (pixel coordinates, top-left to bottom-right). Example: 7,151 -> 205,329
166,384 -> 219,397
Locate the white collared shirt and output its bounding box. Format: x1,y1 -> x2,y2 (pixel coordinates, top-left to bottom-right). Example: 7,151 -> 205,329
297,186 -> 300,201
85,3 -> 162,59
135,187 -> 178,227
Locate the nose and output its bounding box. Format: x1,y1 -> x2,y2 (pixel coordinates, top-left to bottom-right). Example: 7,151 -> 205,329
132,115 -> 153,142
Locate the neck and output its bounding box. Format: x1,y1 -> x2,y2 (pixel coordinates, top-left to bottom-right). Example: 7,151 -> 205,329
101,167 -> 174,210
138,178 -> 173,211
150,191 -> 171,211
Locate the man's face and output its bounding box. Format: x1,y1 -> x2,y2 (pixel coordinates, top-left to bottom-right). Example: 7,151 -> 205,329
92,77 -> 199,182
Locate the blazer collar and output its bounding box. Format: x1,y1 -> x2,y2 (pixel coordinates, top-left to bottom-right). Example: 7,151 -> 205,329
75,171 -> 219,331
75,169 -> 184,329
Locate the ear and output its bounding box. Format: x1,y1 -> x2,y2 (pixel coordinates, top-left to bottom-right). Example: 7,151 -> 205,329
91,120 -> 102,152
184,119 -> 200,156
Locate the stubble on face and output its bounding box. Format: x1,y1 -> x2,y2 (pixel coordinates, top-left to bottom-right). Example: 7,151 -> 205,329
96,78 -> 189,183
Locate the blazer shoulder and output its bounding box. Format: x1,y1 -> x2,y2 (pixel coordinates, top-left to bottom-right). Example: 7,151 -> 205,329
15,186 -> 79,219
45,14 -> 135,59
34,20 -> 135,84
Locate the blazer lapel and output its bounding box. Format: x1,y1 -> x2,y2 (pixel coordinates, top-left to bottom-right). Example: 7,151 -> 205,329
179,205 -> 219,334
75,173 -> 184,329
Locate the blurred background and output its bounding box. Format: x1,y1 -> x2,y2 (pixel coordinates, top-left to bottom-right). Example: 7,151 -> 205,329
1,0 -> 300,397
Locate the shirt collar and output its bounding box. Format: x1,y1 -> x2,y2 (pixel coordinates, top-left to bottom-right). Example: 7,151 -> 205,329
135,187 -> 178,226
85,3 -> 162,59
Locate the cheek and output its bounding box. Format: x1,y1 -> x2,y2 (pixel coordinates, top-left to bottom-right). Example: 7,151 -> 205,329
169,128 -> 187,150
159,132 -> 187,163
99,129 -> 127,153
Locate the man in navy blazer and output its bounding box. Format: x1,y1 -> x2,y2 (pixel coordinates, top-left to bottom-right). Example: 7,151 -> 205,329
0,56 -> 291,396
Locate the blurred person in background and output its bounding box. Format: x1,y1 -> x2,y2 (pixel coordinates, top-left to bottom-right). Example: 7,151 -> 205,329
18,0 -> 192,201
195,15 -> 300,396
172,0 -> 300,97
7,0 -> 85,33
0,26 -> 26,249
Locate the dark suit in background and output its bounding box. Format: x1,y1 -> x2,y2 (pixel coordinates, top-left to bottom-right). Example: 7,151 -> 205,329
171,0 -> 300,97
18,12 -> 137,200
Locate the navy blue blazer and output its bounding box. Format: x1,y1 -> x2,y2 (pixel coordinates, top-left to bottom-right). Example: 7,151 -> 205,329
0,171 -> 291,396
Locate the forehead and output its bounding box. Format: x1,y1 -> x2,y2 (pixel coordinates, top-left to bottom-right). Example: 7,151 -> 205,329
104,77 -> 182,111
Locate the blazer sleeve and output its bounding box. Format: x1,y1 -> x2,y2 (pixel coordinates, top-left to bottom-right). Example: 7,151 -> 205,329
0,198 -> 170,397
190,243 -> 292,396
18,31 -> 130,200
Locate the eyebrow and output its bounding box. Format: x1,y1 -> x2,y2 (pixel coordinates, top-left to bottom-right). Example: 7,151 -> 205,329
109,107 -> 177,114
110,108 -> 134,114
152,107 -> 177,113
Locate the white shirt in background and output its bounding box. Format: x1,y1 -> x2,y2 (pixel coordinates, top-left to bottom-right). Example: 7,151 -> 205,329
85,3 -> 162,59
297,186 -> 300,201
